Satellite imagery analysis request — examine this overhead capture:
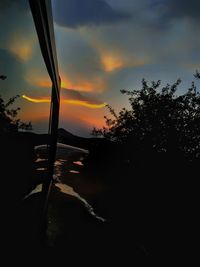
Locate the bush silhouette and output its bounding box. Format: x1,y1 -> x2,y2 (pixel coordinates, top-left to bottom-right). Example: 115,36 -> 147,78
0,77 -> 32,133
93,72 -> 200,162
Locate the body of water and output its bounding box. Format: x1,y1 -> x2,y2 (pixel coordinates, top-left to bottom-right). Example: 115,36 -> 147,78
25,143 -> 105,223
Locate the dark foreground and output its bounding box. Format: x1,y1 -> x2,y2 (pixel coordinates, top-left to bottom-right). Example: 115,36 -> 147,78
0,132 -> 198,264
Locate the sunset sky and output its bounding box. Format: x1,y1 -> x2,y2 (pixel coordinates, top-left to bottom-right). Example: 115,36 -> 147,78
0,0 -> 200,136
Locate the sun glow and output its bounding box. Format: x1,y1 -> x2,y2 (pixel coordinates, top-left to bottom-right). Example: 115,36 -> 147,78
101,53 -> 151,72
101,54 -> 124,72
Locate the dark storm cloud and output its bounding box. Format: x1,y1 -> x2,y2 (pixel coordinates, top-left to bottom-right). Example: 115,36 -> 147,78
52,0 -> 130,28
167,0 -> 200,20
109,0 -> 200,32
0,0 -> 32,50
146,0 -> 200,30
0,0 -> 28,11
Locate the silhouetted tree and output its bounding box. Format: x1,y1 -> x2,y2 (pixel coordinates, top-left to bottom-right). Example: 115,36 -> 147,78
0,77 -> 32,133
93,72 -> 200,161
90,72 -> 200,258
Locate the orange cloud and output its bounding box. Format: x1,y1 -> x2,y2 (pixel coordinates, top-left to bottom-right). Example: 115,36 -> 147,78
61,76 -> 95,92
100,52 -> 151,72
22,95 -> 106,109
60,73 -> 106,93
78,114 -> 106,129
36,80 -> 51,88
25,70 -> 51,88
101,54 -> 124,72
19,103 -> 50,122
25,71 -> 105,93
89,38 -> 151,72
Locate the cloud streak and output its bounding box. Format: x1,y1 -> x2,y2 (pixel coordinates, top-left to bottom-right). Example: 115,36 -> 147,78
164,0 -> 200,21
22,95 -> 106,109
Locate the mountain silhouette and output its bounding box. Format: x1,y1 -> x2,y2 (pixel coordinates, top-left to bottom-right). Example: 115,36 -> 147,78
58,128 -> 109,150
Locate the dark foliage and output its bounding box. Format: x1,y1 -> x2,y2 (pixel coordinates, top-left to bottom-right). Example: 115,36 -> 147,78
90,73 -> 200,257
93,72 -> 200,162
0,93 -> 32,133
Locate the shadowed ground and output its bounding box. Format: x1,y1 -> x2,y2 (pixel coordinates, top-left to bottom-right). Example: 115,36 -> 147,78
0,133 -> 145,264
1,132 -> 196,263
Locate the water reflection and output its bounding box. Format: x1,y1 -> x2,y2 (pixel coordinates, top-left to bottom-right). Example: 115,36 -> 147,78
73,161 -> 84,166
36,167 -> 46,171
69,170 -> 80,174
35,158 -> 48,163
33,143 -> 105,223
55,183 -> 105,222
24,183 -> 43,199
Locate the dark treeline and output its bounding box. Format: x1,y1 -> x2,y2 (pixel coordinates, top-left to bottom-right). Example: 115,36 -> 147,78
83,72 -> 200,258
